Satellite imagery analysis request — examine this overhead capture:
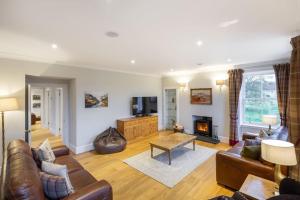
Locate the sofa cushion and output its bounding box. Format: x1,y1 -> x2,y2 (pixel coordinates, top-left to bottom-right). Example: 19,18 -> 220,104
42,161 -> 74,194
69,169 -> 97,191
39,139 -> 56,162
40,172 -> 70,199
241,145 -> 261,160
54,155 -> 83,173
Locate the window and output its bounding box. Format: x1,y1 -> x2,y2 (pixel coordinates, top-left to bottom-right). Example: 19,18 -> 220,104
241,72 -> 280,126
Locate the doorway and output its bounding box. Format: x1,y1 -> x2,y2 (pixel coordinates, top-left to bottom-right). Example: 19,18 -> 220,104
25,76 -> 71,148
164,89 -> 178,130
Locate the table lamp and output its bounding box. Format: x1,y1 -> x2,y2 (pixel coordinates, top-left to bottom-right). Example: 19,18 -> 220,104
262,115 -> 277,136
261,140 -> 297,185
0,97 -> 19,155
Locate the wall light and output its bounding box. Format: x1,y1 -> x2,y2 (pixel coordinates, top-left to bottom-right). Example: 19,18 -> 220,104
216,80 -> 225,91
177,78 -> 190,92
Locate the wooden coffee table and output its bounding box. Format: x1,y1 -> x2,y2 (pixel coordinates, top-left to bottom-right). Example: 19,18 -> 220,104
149,133 -> 197,165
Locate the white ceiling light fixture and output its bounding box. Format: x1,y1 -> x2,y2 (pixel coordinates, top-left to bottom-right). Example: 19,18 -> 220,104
170,68 -> 174,72
196,40 -> 203,46
105,31 -> 119,38
51,43 -> 58,49
130,60 -> 136,64
219,19 -> 239,28
227,58 -> 232,62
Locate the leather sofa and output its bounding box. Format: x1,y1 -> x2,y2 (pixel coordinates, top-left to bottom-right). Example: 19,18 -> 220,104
216,126 -> 288,190
2,139 -> 113,200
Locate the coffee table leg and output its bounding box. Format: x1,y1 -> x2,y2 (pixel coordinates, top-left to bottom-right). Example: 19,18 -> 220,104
168,150 -> 171,165
151,145 -> 153,158
193,140 -> 195,151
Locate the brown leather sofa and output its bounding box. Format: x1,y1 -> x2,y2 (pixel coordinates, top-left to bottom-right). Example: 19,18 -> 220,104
2,139 -> 113,200
216,126 -> 288,190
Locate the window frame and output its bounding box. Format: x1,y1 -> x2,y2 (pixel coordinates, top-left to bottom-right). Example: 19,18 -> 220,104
239,70 -> 280,128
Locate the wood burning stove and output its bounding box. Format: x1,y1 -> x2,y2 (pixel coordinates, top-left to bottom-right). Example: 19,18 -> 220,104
193,116 -> 212,137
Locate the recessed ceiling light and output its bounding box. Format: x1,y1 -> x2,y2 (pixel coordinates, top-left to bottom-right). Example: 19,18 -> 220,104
130,60 -> 135,64
105,31 -> 119,38
170,68 -> 174,72
51,44 -> 58,49
219,19 -> 239,28
196,40 -> 203,46
227,58 -> 232,62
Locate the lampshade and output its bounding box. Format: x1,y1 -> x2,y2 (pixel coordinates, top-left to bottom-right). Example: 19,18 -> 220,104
0,98 -> 19,112
216,80 -> 225,86
261,140 -> 297,166
262,115 -> 277,125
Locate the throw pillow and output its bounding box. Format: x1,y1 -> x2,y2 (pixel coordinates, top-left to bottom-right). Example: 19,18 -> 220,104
244,138 -> 261,146
39,139 -> 56,162
42,161 -> 74,194
31,148 -> 42,168
40,172 -> 70,199
241,145 -> 261,160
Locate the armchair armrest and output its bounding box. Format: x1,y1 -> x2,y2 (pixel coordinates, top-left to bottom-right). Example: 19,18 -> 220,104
52,145 -> 70,157
242,132 -> 259,140
64,180 -> 112,200
279,178 -> 300,196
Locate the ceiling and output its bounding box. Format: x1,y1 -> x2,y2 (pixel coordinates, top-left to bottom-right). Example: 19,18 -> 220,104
0,0 -> 299,76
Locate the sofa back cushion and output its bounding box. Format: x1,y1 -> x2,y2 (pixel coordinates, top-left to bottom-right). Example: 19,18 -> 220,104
5,140 -> 45,200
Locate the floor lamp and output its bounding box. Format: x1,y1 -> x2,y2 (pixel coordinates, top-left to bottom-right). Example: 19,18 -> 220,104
0,98 -> 19,156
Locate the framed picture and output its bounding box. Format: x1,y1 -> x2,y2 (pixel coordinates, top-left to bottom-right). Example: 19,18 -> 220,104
32,103 -> 41,108
190,88 -> 212,105
32,95 -> 41,100
85,92 -> 108,108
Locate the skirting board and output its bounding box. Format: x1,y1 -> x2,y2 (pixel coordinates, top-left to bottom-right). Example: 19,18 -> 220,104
69,143 -> 94,154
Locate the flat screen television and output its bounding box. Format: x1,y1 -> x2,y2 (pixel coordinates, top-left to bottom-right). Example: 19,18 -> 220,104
132,96 -> 158,116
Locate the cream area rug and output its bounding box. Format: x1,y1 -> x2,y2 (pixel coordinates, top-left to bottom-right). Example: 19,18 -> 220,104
123,144 -> 217,188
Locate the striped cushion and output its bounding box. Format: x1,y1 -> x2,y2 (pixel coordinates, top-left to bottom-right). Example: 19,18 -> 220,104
40,172 -> 70,199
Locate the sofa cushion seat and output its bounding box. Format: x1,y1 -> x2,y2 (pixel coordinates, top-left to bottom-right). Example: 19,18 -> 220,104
54,155 -> 83,173
69,169 -> 97,191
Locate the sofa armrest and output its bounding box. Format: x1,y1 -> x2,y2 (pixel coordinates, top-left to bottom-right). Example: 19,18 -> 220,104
216,150 -> 274,190
52,145 -> 70,157
64,180 -> 112,200
242,132 -> 259,140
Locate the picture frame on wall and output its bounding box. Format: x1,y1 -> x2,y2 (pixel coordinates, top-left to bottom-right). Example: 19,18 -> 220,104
32,95 -> 41,100
32,103 -> 41,108
85,92 -> 108,108
190,88 -> 212,105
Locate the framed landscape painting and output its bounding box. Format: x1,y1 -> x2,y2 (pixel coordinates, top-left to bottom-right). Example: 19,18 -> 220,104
190,88 -> 212,105
85,92 -> 108,108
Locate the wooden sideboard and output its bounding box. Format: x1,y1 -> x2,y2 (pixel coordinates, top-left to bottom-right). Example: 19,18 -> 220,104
117,115 -> 158,140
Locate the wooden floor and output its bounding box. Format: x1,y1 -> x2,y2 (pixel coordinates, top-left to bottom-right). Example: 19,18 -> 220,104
31,122 -> 63,148
31,127 -> 233,200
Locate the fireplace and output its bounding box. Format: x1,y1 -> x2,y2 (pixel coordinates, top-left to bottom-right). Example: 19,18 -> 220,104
193,116 -> 212,137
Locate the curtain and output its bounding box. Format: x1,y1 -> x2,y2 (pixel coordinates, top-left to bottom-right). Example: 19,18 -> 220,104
288,35 -> 300,180
228,69 -> 244,146
273,63 -> 290,127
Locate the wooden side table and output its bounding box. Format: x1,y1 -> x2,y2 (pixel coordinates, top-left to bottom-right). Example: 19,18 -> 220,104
239,174 -> 278,200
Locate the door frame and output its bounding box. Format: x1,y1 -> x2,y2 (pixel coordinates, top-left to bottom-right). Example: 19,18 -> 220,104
163,87 -> 179,130
55,88 -> 63,135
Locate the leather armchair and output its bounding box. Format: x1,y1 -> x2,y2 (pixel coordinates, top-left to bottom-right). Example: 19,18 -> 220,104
216,126 -> 288,190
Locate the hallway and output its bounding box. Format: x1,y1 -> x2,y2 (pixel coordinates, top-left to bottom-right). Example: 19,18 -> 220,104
31,121 -> 63,148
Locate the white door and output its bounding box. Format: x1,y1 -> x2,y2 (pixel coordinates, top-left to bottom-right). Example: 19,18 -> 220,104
55,88 -> 63,135
164,89 -> 178,130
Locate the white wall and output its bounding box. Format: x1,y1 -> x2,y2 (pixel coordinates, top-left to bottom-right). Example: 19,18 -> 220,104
162,71 -> 230,143
0,58 -> 162,163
